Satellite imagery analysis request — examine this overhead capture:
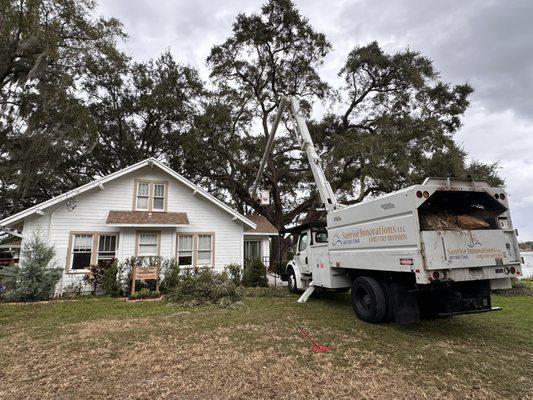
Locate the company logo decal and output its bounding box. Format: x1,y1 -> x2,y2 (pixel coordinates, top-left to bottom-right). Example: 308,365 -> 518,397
330,225 -> 408,247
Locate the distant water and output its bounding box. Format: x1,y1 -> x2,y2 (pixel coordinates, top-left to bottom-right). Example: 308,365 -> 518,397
520,251 -> 533,278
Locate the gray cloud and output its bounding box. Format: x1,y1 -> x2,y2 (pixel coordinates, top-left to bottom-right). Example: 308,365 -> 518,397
97,0 -> 533,238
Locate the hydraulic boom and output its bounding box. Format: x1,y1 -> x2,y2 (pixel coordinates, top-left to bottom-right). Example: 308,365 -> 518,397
251,96 -> 338,212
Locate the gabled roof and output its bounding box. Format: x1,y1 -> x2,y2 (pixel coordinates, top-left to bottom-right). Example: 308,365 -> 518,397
0,158 -> 256,229
244,215 -> 278,235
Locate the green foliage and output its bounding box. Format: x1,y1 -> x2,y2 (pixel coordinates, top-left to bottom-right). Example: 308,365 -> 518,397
493,278 -> 533,297
4,233 -> 62,302
83,261 -> 113,295
129,288 -> 160,300
160,258 -> 180,294
167,268 -> 243,307
102,260 -> 121,297
243,258 -> 268,288
1,0 -> 504,266
244,286 -> 290,297
225,263 -> 243,286
519,241 -> 533,251
61,282 -> 83,299
0,265 -> 18,293
0,0 -> 126,216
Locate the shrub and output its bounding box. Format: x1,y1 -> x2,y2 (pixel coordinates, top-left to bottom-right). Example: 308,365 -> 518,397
160,258 -> 180,294
129,287 -> 160,300
0,265 -> 18,295
494,278 -> 533,297
83,261 -> 114,295
103,260 -> 121,297
5,232 -> 62,302
167,268 -> 243,307
61,282 -> 83,299
225,263 -> 242,286
243,258 -> 268,287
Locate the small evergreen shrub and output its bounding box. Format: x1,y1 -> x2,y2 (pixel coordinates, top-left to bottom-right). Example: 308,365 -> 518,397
160,258 -> 180,294
167,268 -> 243,307
102,260 -> 121,297
225,263 -> 242,286
243,258 -> 268,287
5,232 -> 62,302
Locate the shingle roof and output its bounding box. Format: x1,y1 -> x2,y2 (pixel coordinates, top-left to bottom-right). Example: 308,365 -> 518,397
106,211 -> 189,225
244,215 -> 278,234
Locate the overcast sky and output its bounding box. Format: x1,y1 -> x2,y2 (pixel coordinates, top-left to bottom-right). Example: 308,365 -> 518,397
97,0 -> 533,239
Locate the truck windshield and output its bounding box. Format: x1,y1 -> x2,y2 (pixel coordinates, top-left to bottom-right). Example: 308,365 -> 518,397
418,191 -> 507,231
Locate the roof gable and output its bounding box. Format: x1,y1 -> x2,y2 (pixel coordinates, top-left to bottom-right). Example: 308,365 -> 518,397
0,158 -> 256,229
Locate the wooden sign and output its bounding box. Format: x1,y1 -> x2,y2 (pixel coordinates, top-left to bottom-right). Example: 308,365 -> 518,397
131,265 -> 160,295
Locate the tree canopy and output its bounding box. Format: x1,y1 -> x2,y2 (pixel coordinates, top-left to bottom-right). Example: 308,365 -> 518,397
0,0 -> 502,238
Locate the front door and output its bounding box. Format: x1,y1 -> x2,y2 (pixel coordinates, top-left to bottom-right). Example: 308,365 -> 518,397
244,240 -> 262,265
295,230 -> 310,273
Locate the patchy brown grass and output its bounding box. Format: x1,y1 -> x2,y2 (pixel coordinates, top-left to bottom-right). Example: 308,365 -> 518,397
0,294 -> 531,399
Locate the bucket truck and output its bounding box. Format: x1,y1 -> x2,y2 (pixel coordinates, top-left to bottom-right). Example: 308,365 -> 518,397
251,96 -> 523,323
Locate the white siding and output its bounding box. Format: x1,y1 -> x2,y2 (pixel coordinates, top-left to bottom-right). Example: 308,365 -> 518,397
18,165 -> 245,292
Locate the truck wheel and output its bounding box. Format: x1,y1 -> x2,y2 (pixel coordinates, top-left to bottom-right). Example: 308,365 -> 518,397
351,276 -> 387,323
287,268 -> 300,294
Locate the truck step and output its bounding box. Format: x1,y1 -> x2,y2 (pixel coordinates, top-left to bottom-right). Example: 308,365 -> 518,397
297,281 -> 315,303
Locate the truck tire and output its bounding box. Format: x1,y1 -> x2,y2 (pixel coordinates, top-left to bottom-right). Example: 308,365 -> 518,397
351,276 -> 387,323
287,268 -> 300,294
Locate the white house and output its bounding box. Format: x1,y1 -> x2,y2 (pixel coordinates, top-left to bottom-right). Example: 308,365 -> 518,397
0,158 -> 277,293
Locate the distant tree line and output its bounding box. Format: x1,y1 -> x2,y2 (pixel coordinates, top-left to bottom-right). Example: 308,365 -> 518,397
519,242 -> 533,251
0,0 -> 502,239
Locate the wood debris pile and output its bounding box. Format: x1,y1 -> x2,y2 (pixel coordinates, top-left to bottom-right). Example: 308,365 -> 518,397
420,212 -> 490,231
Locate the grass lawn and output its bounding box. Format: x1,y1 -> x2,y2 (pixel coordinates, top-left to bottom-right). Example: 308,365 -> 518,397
0,291 -> 531,400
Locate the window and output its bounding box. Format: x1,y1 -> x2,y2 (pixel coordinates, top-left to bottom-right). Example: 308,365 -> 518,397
153,184 -> 165,211
98,235 -> 117,263
176,233 -> 214,267
197,235 -> 213,266
137,232 -> 159,256
134,181 -> 167,211
69,233 -> 118,271
136,182 -> 150,210
244,240 -> 261,262
177,235 -> 193,267
315,231 -> 328,243
298,232 -> 308,252
72,234 -> 93,270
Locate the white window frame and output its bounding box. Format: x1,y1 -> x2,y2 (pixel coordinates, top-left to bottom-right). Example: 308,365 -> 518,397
68,232 -> 119,273
176,233 -> 215,268
135,182 -> 150,211
134,180 -> 168,212
196,234 -> 214,267
177,234 -> 194,268
136,232 -> 160,257
152,183 -> 166,211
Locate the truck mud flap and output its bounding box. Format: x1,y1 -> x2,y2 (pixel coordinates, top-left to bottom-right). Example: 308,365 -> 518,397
385,282 -> 420,324
437,306 -> 502,317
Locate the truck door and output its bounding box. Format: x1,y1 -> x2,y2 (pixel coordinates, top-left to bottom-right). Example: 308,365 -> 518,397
295,230 -> 310,274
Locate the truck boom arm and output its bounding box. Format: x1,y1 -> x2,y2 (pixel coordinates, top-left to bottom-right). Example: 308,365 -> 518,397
251,96 -> 338,212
